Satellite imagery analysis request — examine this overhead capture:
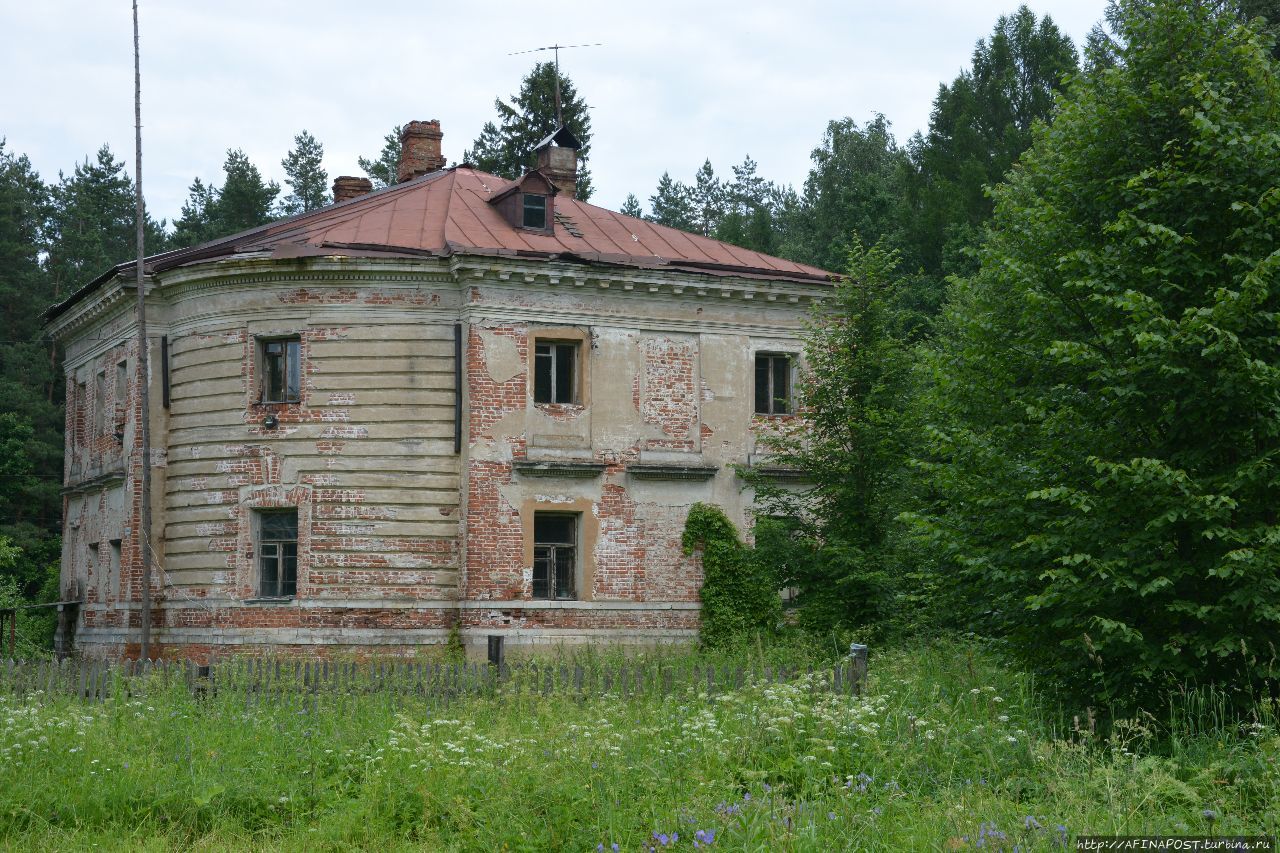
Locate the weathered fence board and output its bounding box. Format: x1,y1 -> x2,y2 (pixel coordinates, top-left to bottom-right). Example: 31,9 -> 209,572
0,652 -> 868,704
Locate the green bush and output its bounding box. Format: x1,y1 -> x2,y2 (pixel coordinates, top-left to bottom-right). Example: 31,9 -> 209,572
683,502 -> 781,647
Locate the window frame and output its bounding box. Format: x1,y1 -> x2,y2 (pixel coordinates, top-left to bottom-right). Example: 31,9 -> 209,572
259,336 -> 302,404
533,340 -> 580,405
522,192 -> 548,230
529,327 -> 590,409
532,511 -> 578,601
754,352 -> 795,416
255,509 -> 298,599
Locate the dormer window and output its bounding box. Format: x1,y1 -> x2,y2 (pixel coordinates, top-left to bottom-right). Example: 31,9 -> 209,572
523,194 -> 547,229
488,171 -> 556,234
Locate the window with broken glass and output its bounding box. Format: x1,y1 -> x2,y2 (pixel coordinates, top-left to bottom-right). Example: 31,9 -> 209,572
261,338 -> 301,403
257,510 -> 298,597
754,353 -> 793,415
533,513 -> 577,600
534,341 -> 578,404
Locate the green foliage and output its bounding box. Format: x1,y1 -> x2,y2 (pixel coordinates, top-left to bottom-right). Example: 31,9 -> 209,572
751,239 -> 916,636
467,62 -> 594,200
913,0 -> 1280,708
682,503 -> 780,647
618,193 -> 644,219
357,125 -> 402,189
214,149 -> 279,234
786,116 -> 912,274
171,149 -> 280,248
905,5 -> 1078,279
0,639 -> 1275,848
647,171 -> 696,230
279,129 -> 329,215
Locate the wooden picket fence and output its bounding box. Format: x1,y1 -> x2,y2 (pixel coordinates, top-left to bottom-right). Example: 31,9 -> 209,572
0,655 -> 867,705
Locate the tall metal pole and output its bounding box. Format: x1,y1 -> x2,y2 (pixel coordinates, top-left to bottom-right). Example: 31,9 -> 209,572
132,0 -> 154,661
552,45 -> 563,127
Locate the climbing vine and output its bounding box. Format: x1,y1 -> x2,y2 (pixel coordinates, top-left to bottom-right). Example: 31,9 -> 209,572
682,503 -> 780,647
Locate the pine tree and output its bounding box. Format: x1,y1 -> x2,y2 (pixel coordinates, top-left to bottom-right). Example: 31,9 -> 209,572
358,125 -> 401,189
280,130 -> 329,215
690,159 -> 724,237
171,178 -> 218,248
647,173 -> 695,231
619,193 -> 644,219
47,145 -> 165,292
467,62 -> 594,199
0,141 -> 64,581
212,149 -> 278,235
715,156 -> 781,254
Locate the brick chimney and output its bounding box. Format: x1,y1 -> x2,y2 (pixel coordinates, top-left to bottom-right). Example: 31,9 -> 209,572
536,145 -> 578,198
397,120 -> 445,183
332,176 -> 373,203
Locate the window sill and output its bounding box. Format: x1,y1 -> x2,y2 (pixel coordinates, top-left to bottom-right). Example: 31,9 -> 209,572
242,596 -> 297,605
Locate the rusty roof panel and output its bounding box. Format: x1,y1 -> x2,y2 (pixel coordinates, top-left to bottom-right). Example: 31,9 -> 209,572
49,166 -> 835,320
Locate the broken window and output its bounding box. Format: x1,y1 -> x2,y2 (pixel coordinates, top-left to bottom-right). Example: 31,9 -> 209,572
522,193 -> 547,229
533,513 -> 577,600
261,338 -> 301,403
534,341 -> 579,405
257,510 -> 298,597
754,353 -> 793,415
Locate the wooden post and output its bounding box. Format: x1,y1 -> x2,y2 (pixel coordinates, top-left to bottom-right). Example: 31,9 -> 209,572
848,643 -> 868,695
487,635 -> 504,670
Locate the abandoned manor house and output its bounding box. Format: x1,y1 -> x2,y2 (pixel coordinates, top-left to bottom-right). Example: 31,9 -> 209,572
44,121 -> 836,659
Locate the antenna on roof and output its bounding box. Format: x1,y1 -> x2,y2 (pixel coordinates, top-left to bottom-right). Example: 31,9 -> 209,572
508,43 -> 601,127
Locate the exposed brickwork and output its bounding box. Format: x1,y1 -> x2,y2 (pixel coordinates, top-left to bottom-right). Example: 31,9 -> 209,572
54,269 -> 816,660
638,336 -> 698,451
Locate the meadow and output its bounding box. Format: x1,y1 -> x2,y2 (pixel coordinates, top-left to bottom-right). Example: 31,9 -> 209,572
0,637 -> 1276,851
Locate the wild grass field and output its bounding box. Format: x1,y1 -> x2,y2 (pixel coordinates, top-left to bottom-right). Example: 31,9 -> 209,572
0,637 -> 1276,851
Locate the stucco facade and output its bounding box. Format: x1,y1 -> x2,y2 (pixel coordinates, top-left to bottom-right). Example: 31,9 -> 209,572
47,136 -> 832,659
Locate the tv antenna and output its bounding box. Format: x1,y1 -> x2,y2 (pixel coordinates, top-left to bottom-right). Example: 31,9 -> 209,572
508,43 -> 601,127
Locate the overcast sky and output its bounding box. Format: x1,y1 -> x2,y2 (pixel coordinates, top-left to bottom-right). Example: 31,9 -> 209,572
3,0 -> 1107,225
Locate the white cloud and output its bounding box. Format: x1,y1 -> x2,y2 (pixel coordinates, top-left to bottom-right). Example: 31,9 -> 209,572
1,0 -> 1106,222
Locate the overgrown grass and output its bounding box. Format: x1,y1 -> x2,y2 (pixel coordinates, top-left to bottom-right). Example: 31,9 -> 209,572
0,637 -> 1275,850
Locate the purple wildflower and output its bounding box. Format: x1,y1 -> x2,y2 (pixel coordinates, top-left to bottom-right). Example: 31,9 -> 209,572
1024,816 -> 1042,831
1202,809 -> 1218,823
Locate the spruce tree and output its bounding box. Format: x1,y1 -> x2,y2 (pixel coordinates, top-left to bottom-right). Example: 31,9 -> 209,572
647,173 -> 695,231
690,159 -> 724,237
467,62 -> 594,199
280,130 -> 329,215
619,193 -> 644,219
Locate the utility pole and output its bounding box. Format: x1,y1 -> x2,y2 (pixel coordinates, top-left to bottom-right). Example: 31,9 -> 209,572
132,0 -> 154,661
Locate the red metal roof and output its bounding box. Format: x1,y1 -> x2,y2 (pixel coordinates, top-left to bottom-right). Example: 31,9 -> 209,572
47,167 -> 835,322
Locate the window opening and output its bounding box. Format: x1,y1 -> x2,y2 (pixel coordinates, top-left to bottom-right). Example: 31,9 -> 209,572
257,510 -> 298,597
754,353 -> 793,415
534,341 -> 578,404
262,338 -> 301,403
522,193 -> 547,229
533,513 -> 577,600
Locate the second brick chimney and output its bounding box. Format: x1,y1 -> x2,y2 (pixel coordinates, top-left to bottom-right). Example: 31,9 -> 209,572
333,176 -> 373,203
397,120 -> 445,183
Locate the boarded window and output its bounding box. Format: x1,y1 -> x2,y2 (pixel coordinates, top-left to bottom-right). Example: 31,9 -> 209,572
533,513 -> 576,600
754,353 -> 792,415
522,193 -> 547,229
257,510 -> 298,597
534,341 -> 578,404
261,338 -> 301,403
